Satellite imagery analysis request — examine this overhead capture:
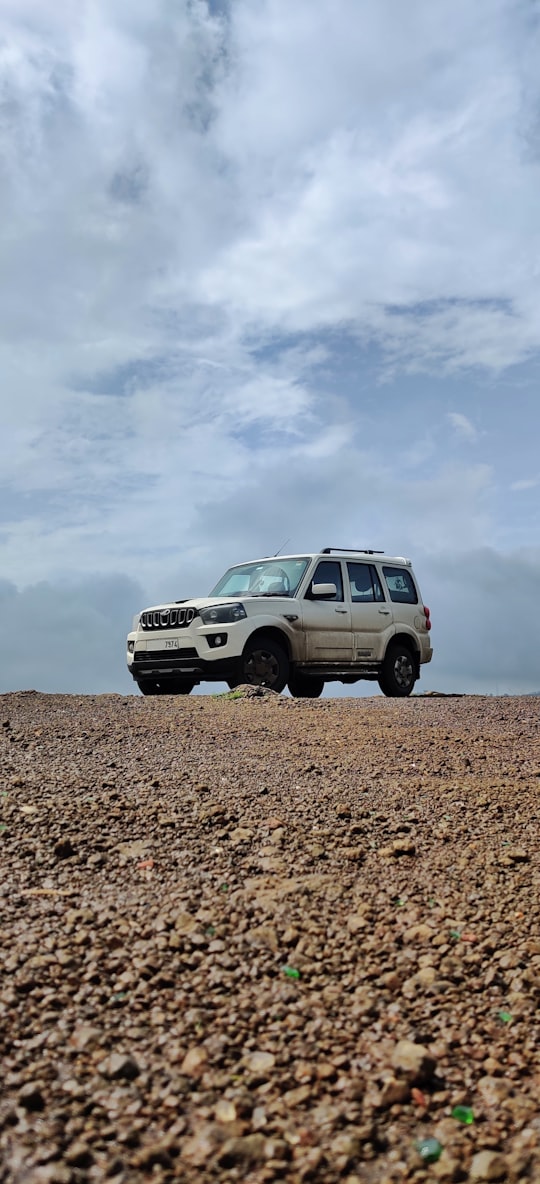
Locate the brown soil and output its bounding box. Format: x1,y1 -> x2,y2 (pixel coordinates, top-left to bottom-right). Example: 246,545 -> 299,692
1,690 -> 539,1183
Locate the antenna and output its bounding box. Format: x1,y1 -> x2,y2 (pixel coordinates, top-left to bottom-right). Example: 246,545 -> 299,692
274,538 -> 291,556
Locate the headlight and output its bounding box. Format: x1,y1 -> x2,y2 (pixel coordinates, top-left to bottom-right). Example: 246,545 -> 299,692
199,602 -> 247,625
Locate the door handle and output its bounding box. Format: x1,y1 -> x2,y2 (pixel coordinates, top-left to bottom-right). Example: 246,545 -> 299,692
378,609 -> 391,615
335,608 -> 348,614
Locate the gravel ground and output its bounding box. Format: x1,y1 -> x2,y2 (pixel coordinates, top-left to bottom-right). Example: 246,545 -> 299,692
1,689 -> 539,1184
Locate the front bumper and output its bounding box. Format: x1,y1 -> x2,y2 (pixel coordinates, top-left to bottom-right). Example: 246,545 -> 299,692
129,645 -> 236,682
126,619 -> 253,683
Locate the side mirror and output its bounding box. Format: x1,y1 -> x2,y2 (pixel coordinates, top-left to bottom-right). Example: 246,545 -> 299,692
311,582 -> 337,599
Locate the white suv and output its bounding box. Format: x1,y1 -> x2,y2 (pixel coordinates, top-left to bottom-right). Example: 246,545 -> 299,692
126,548 -> 432,698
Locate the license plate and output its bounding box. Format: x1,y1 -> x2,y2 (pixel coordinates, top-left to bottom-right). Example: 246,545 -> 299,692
146,638 -> 181,651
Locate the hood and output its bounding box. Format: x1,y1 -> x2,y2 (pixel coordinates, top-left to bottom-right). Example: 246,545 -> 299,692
139,596 -> 250,614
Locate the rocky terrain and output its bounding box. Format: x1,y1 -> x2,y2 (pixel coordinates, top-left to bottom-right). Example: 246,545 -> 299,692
1,689 -> 539,1184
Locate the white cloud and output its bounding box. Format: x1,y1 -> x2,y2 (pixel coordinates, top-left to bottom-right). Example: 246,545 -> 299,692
511,477 -> 540,491
447,412 -> 477,441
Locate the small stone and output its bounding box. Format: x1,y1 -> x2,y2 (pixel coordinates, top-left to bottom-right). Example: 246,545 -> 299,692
100,1053 -> 140,1081
246,1050 -> 275,1074
283,1084 -> 312,1107
469,1150 -> 507,1180
18,1082 -> 46,1111
69,1026 -> 101,1051
174,911 -> 198,934
347,914 -> 369,933
391,838 -> 416,856
54,839 -> 75,859
416,965 -> 437,985
379,1077 -> 410,1106
477,1076 -> 512,1105
391,1039 -> 436,1083
181,1123 -> 223,1166
403,923 -> 433,943
64,1142 -> 94,1168
431,1150 -> 462,1180
215,1099 -> 237,1123
218,1134 -> 267,1167
258,855 -> 284,872
180,1046 -> 208,1078
29,1166 -> 72,1183
132,1137 -> 176,1169
198,803 -> 227,822
330,1131 -> 362,1161
230,827 -> 254,844
341,845 -> 364,861
506,847 -> 529,862
247,924 -> 279,951
264,1136 -> 290,1162
116,839 -> 149,857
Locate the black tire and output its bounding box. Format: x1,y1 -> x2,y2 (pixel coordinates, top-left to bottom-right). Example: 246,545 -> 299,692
234,636 -> 289,692
288,672 -> 324,698
378,642 -> 416,698
136,679 -> 195,696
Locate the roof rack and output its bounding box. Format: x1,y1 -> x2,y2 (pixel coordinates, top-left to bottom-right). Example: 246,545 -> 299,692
321,547 -> 384,555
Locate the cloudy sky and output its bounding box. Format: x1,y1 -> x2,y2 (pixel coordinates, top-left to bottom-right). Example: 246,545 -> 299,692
1,0 -> 539,696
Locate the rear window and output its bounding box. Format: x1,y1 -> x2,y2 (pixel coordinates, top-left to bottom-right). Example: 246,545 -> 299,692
382,566 -> 418,604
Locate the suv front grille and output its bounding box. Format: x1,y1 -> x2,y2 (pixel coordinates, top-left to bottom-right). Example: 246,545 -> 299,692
140,607 -> 197,631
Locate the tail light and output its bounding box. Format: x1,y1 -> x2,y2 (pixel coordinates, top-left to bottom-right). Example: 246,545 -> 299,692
423,605 -> 431,631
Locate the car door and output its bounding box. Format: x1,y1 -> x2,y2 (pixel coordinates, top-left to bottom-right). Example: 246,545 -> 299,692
346,562 -> 394,660
301,560 -> 353,661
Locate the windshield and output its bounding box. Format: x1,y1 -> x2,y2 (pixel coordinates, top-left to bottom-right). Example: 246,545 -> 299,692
210,557 -> 310,598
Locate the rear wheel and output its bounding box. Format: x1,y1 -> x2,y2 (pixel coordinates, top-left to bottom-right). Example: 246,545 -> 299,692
288,672 -> 324,698
378,643 -> 416,697
232,636 -> 289,692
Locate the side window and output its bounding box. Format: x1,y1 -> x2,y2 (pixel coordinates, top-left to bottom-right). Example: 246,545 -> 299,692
382,566 -> 418,604
347,562 -> 385,603
306,560 -> 343,602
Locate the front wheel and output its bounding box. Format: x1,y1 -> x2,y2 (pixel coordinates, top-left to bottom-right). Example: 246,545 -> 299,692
288,672 -> 324,698
378,643 -> 416,698
233,636 -> 289,692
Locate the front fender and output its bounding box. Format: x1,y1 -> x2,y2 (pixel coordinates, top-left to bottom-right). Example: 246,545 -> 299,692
243,611 -> 305,660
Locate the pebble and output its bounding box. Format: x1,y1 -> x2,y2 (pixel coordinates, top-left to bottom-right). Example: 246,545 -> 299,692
391,1040 -> 436,1083
469,1149 -> 508,1180
17,1082 -> 45,1111
246,1050 -> 276,1074
218,1133 -> 267,1166
180,1046 -> 208,1077
99,1053 -> 140,1081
